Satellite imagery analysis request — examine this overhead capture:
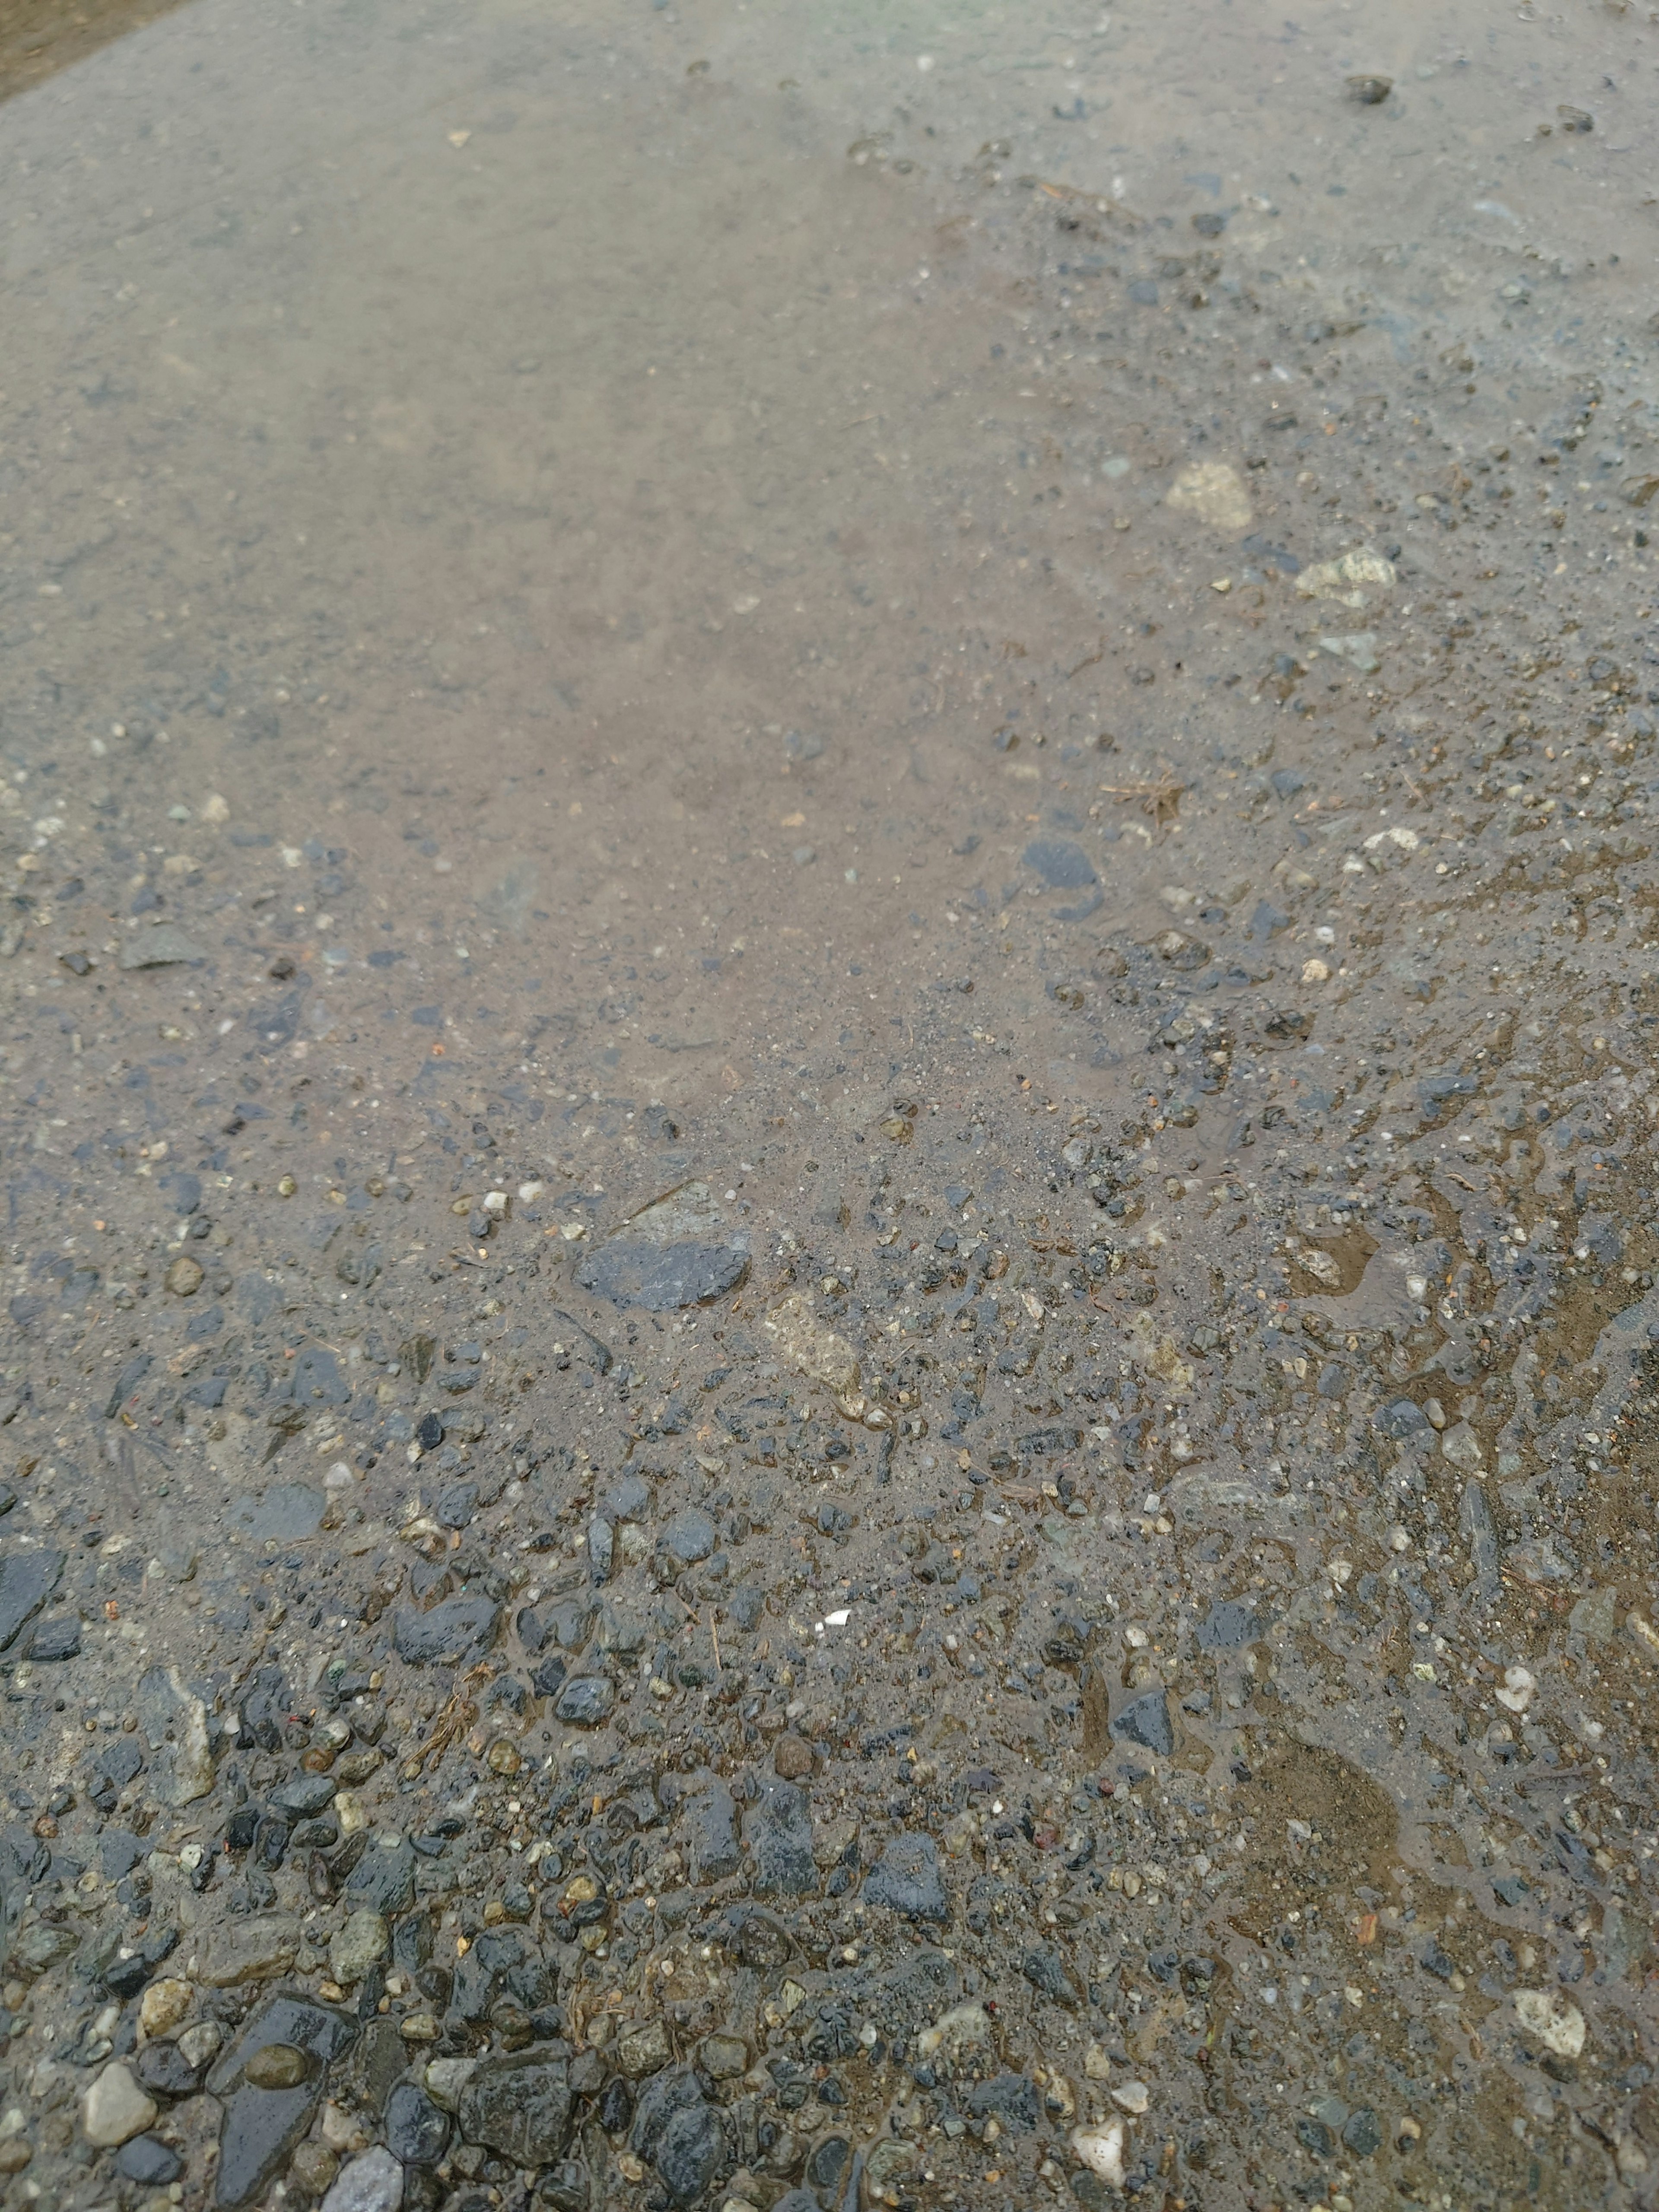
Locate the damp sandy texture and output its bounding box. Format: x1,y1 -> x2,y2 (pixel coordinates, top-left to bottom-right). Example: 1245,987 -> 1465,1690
4,1 -> 1659,2208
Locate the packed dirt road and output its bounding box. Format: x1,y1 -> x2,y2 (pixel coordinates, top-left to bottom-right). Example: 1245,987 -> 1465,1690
4,2 -> 1659,2208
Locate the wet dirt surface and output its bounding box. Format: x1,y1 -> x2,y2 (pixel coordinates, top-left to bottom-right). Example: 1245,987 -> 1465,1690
0,0 -> 184,109
5,1 -> 1659,2209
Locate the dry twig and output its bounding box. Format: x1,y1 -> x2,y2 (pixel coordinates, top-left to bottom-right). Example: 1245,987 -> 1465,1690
1098,772 -> 1185,828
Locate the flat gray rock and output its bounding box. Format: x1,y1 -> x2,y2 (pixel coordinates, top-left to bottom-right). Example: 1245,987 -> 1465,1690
211,1994 -> 356,2209
553,1674 -> 615,1728
457,2050 -> 572,2167
1195,1600 -> 1260,1651
576,1180 -> 749,1310
863,1833 -> 948,1921
682,1779 -> 740,1884
1110,1688 -> 1173,1758
119,924 -> 208,969
630,2067 -> 727,2206
0,1548 -> 64,1649
743,1779 -> 816,1898
1023,837 -> 1098,889
660,1506 -> 716,1564
343,1836 -> 416,1916
230,1483 -> 325,1541
29,1614 -> 83,1661
577,1237 -> 748,1311
394,1595 -> 500,1665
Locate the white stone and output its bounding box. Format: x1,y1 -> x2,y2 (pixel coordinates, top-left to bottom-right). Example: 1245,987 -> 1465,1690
1514,1989 -> 1585,2057
82,2061 -> 158,2147
423,2057 -> 478,2113
915,2004 -> 993,2067
177,2021 -> 222,2070
1496,1665 -> 1536,1714
136,1664 -> 215,1807
320,2145 -> 404,2212
1071,2118 -> 1127,2187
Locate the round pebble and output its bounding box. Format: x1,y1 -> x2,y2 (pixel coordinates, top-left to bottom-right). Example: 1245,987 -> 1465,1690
243,2042 -> 309,2091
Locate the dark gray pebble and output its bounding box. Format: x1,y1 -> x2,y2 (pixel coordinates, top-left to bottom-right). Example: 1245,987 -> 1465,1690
0,1548 -> 65,1651
394,1595 -> 500,1665
270,1772 -> 338,1820
1023,838 -> 1097,889
966,2072 -> 1042,2128
553,1675 -> 615,1728
683,1779 -> 741,1884
743,1779 -> 816,1898
863,1833 -> 948,1921
344,1837 -> 416,1916
576,1238 -> 748,1311
660,1507 -> 716,1564
1194,1600 -> 1260,1651
458,2050 -> 573,2167
28,1615 -> 82,1661
385,2082 -> 451,2165
436,1481 -> 478,1529
1344,2107 -> 1382,2155
114,2136 -> 184,2185
1110,1688 -> 1173,1758
630,2068 -> 726,2206
1377,1398 -> 1432,1440
601,1472 -> 652,1521
136,2040 -> 205,2099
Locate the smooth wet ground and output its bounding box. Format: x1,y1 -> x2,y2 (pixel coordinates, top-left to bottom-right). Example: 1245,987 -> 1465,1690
5,2 -> 1659,2209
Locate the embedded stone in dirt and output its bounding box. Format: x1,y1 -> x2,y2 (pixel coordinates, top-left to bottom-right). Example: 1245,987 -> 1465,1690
0,1549 -> 65,1652
136,1664 -> 216,1806
393,1595 -> 500,1665
456,2050 -> 573,2167
1109,1688 -> 1173,1758
743,1779 -> 816,1897
862,1833 -> 949,1921
576,1180 -> 749,1309
81,2063 -> 157,2148
318,2146 -> 404,2212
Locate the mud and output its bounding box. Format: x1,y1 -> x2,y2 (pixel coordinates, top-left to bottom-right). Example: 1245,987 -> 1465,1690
4,1 -> 1659,2209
